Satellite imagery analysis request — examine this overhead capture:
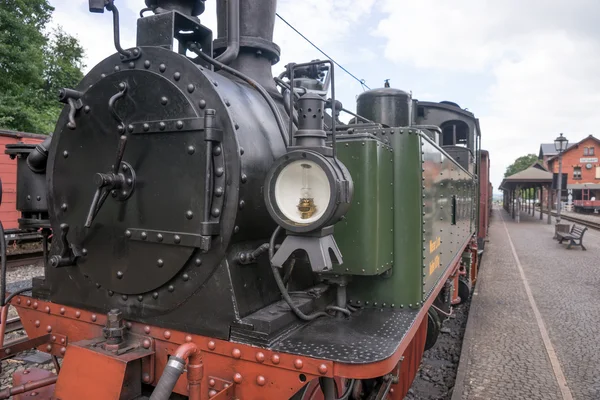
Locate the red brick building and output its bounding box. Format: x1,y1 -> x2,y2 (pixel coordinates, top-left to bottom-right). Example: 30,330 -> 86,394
546,135 -> 600,203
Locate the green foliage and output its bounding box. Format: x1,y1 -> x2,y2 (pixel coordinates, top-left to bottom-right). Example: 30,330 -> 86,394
504,154 -> 539,178
0,0 -> 85,134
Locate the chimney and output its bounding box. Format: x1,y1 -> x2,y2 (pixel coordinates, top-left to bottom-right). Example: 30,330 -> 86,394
214,0 -> 280,91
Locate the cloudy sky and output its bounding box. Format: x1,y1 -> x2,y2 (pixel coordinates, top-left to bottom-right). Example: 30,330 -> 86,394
48,0 -> 600,191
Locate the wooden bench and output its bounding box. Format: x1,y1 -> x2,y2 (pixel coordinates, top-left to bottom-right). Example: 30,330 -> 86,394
557,224 -> 588,250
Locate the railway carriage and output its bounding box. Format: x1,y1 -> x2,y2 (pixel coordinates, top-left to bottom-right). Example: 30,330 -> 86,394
0,1 -> 491,399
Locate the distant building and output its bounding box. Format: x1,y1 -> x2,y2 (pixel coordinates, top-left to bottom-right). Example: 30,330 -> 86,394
546,135 -> 600,202
538,142 -> 575,170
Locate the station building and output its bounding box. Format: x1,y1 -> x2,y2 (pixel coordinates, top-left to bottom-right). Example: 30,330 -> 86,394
542,135 -> 600,204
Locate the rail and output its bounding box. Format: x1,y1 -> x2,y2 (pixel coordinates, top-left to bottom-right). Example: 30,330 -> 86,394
5,316 -> 23,334
539,210 -> 600,231
6,251 -> 44,269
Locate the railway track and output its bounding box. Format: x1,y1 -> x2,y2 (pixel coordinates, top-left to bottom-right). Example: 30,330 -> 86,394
540,210 -> 600,230
6,251 -> 44,269
5,316 -> 23,334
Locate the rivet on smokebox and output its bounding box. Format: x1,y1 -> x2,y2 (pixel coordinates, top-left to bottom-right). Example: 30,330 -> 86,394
33,302 -> 38,309
209,389 -> 217,397
35,320 -> 40,327
318,364 -> 328,374
163,331 -> 171,339
209,379 -> 216,387
271,354 -> 280,364
91,314 -> 97,322
294,359 -> 303,369
232,348 -> 241,359
143,339 -> 151,349
75,311 -> 81,318
255,352 -> 265,363
233,373 -> 243,384
208,341 -> 216,350
144,326 -> 151,334
256,376 -> 266,386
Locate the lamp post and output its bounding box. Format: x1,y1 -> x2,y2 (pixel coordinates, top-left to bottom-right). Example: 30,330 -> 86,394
554,133 -> 569,223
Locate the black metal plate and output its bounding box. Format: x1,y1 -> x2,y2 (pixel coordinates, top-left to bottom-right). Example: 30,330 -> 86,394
269,308 -> 420,364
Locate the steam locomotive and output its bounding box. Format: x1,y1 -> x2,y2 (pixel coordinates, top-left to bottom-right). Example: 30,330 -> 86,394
0,0 -> 491,399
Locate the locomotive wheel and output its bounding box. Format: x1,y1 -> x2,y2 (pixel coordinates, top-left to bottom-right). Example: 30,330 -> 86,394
458,277 -> 472,304
425,308 -> 442,351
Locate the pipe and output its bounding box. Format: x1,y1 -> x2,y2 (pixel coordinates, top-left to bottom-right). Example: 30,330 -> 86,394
176,343 -> 203,400
27,136 -> 52,173
335,284 -> 347,319
0,221 -> 7,307
0,376 -> 58,400
0,306 -> 7,347
268,227 -> 330,321
215,0 -> 240,65
149,343 -> 203,400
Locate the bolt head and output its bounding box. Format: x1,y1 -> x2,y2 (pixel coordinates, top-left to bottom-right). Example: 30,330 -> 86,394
233,373 -> 243,384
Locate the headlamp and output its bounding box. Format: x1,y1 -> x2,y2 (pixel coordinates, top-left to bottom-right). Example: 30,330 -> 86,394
265,150 -> 352,234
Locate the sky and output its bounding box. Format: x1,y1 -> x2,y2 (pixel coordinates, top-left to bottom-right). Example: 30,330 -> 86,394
48,0 -> 600,191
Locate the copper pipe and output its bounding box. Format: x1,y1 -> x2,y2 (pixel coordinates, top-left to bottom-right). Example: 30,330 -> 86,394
0,376 -> 57,399
0,306 -> 8,347
174,343 -> 203,400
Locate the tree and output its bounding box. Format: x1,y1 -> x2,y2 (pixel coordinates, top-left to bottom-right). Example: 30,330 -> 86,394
504,154 -> 539,177
41,28 -> 85,132
0,0 -> 84,134
505,154 -> 540,201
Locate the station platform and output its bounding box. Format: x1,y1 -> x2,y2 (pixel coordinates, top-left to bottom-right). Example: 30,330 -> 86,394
451,207 -> 600,400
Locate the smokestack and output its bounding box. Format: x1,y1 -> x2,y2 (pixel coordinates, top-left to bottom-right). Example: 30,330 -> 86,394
144,0 -> 205,16
214,0 -> 280,91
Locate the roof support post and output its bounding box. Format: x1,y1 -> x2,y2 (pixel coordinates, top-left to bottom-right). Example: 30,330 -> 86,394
516,186 -> 521,223
512,189 -> 516,219
547,184 -> 552,224
539,186 -> 542,220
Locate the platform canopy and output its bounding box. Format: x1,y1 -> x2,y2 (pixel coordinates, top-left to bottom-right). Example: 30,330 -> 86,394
499,163 -> 553,191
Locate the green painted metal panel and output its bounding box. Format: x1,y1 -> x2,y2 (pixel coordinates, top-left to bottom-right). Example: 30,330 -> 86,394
330,128 -> 477,311
421,136 -> 475,299
344,128 -> 424,309
333,135 -> 394,275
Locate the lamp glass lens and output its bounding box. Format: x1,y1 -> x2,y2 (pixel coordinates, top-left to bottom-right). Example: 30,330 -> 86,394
274,160 -> 331,224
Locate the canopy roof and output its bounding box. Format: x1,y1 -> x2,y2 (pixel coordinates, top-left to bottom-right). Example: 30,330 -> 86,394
500,163 -> 553,190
